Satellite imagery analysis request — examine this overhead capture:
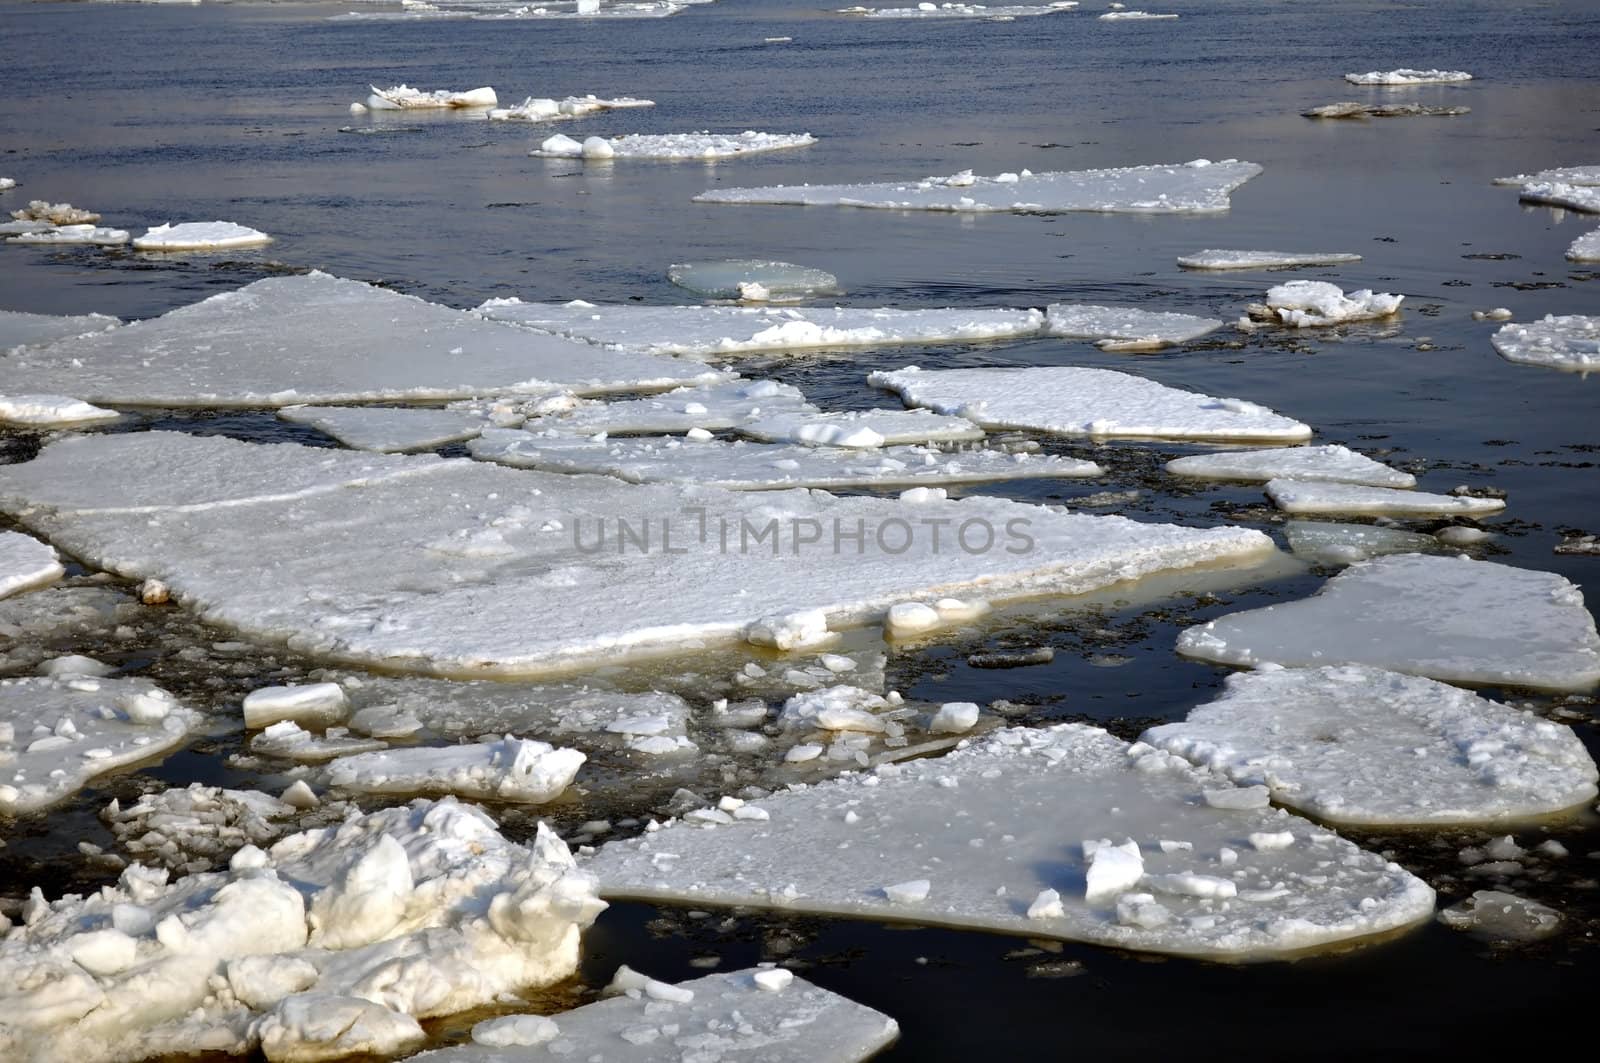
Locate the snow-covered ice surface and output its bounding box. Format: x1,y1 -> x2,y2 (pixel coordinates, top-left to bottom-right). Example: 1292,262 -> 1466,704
1099,10 -> 1178,19
739,408 -> 985,448
1491,315 -> 1600,373
487,94 -> 654,122
1567,228 -> 1600,262
0,798 -> 606,1063
694,159 -> 1263,215
408,968 -> 899,1062
1283,521 -> 1437,566
364,84 -> 499,109
477,299 -> 1047,357
131,221 -> 271,252
1176,554 -> 1600,691
0,530 -> 64,599
1263,281 -> 1403,326
1142,666 -> 1599,826
469,430 -> 1103,488
1344,69 -> 1473,85
1491,165 -> 1600,187
1165,445 -> 1415,488
7,225 -> 130,246
1044,303 -> 1222,349
1516,181 -> 1600,213
667,259 -> 840,301
848,3 -> 1077,19
870,366 -> 1313,442
325,736 -> 585,802
277,405 -> 489,453
585,723 -> 1435,960
1264,479 -> 1506,516
532,131 -> 817,161
530,379 -> 814,436
0,677 -> 200,814
1176,250 -> 1362,270
0,309 -> 120,354
0,432 -> 1273,676
0,394 -> 119,428
0,273 -> 722,406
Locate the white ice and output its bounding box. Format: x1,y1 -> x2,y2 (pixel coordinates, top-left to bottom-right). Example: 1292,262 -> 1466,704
1265,479 -> 1505,517
1517,181 -> 1600,213
1344,69 -> 1473,85
529,379 -> 814,436
1492,165 -> 1600,187
102,783 -> 346,873
409,968 -> 898,1062
365,84 -> 498,109
0,177 -> 14,190
1099,10 -> 1178,19
1491,314 -> 1600,373
1166,445 -> 1415,488
1177,250 -> 1362,270
849,3 -> 1077,19
739,408 -> 985,448
1283,521 -> 1437,566
250,721 -> 390,762
487,94 -> 654,122
533,131 -> 817,161
1142,665 -> 1598,826
584,723 -> 1435,960
10,200 -> 100,225
7,225 -> 129,246
469,429 -> 1103,488
696,159 -> 1262,215
0,531 -> 64,599
0,395 -> 119,428
0,677 -> 200,814
130,222 -> 273,252
1044,303 -> 1222,349
477,298 -> 1048,357
870,366 -> 1312,442
0,310 -> 120,354
1175,553 -> 1600,691
0,799 -> 605,1063
0,432 -> 1273,676
1264,281 -> 1403,327
242,682 -> 350,729
0,273 -> 721,406
325,736 -> 585,802
278,405 -> 489,452
1439,891 -> 1562,942
667,260 -> 839,301
1567,228 -> 1600,262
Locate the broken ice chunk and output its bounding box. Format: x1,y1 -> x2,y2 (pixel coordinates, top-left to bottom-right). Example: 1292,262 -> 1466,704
1438,890 -> 1561,942
533,131 -> 817,160
1264,281 -> 1403,327
929,701 -> 980,734
1177,250 -> 1362,270
364,84 -> 498,109
487,94 -> 654,121
1517,182 -> 1600,213
278,405 -> 489,453
1044,303 -> 1222,349
529,379 -> 813,436
1490,315 -> 1600,373
1084,839 -> 1144,901
1344,69 -> 1473,85
667,260 -> 839,301
131,221 -> 272,252
9,200 -> 99,225
1264,478 -> 1505,517
884,879 -> 931,903
850,3 -> 1079,19
1492,165 -> 1600,187
1166,445 -> 1414,488
1284,520 -> 1437,566
7,225 -> 129,246
325,736 -> 584,802
0,394 -> 119,428
242,682 -> 350,729
1567,228 -> 1600,262
1099,10 -> 1179,19
250,721 -> 388,762
0,531 -> 65,599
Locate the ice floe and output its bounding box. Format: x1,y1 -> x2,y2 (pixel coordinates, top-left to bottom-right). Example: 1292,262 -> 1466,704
0,310 -> 120,354
0,273 -> 721,406
409,968 -> 898,1062
0,394 -> 119,428
694,159 -> 1262,215
1439,891 -> 1562,942
487,94 -> 654,121
250,721 -> 389,762
739,408 -> 985,448
0,677 -> 200,814
1,531 -> 64,599
667,259 -> 839,301
533,131 -> 817,161
325,736 -> 585,802
1176,553 -> 1600,691
0,431 -> 1272,676
130,221 -> 272,252
1344,69 -> 1473,85
469,430 -> 1102,488
363,84 -> 499,110
1490,315 -> 1600,373
10,200 -> 100,225
870,366 -> 1312,442
1284,521 -> 1437,566
278,405 -> 489,453
1044,303 -> 1222,349
477,299 -> 1047,357
7,225 -> 130,246
585,723 -> 1435,960
527,379 -> 813,436
1567,228 -> 1600,262
243,683 -> 349,729
1177,249 -> 1362,270
1491,165 -> 1600,187
1142,665 -> 1598,826
0,798 -> 605,1063
848,2 -> 1077,18
1099,9 -> 1178,18
0,177 -> 14,191
1166,445 -> 1415,488
1516,182 -> 1600,213
1261,281 -> 1403,327
1264,479 -> 1506,517
1302,102 -> 1469,119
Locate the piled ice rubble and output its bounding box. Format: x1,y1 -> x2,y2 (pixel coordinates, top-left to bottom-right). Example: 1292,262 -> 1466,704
0,799 -> 606,1063
361,84 -> 498,110
1490,315 -> 1600,373
1142,666 -> 1598,826
1177,250 -> 1362,270
487,94 -> 654,121
1176,554 -> 1600,691
1044,304 -> 1222,349
0,531 -> 64,599
667,259 -> 839,301
533,132 -> 817,161
278,405 -> 490,453
1264,479 -> 1506,517
870,366 -> 1313,442
1165,445 -> 1415,488
8,225 -> 130,246
131,222 -> 272,252
585,723 -> 1436,960
1517,182 -> 1600,213
1568,228 -> 1600,262
694,159 -> 1263,215
1260,281 -> 1403,327
102,783 -> 349,873
10,200 -> 100,225
1344,69 -> 1473,85
739,408 -> 985,448
0,309 -> 120,354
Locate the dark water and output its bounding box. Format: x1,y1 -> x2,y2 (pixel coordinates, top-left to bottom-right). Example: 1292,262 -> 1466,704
2,0 -> 1599,1058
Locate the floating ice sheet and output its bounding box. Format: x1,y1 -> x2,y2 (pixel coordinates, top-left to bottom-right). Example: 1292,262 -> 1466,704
7,225 -> 129,246
533,379 -> 814,435
1265,479 -> 1505,516
1175,553 -> 1600,691
870,366 -> 1313,442
1142,665 -> 1598,826
131,221 -> 272,252
410,968 -> 898,1062
1517,182 -> 1600,213
1568,228 -> 1600,262
1491,315 -> 1600,373
1283,520 -> 1436,566
478,299 -> 1047,357
739,408 -> 985,448
1302,102 -> 1469,119
1177,250 -> 1362,270
0,394 -> 118,428
1492,165 -> 1600,187
277,405 -> 489,453
695,159 -> 1262,215
1,273 -> 721,406
325,736 -> 585,802
0,531 -> 64,599
1099,10 -> 1178,18
585,723 -> 1435,960
0,432 -> 1273,676
1344,69 -> 1472,85
1166,445 -> 1415,488
1264,281 -> 1402,327
1044,303 -> 1222,349
469,430 -> 1102,488
0,677 -> 200,814
487,94 -> 654,121
533,131 -> 817,161
848,2 -> 1077,18
0,309 -> 120,354
364,84 -> 498,109
667,259 -> 840,301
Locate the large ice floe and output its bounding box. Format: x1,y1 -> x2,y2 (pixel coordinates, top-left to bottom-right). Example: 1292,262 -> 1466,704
1490,315 -> 1600,373
1516,182 -> 1600,213
870,366 -> 1312,442
1165,445 -> 1415,488
1141,665 -> 1598,826
739,408 -> 985,448
1043,304 -> 1222,350
362,84 -> 499,110
0,431 -> 1273,676
1568,228 -> 1600,262
1343,69 -> 1473,85
7,225 -> 130,246
277,405 -> 490,453
1176,250 -> 1362,270
694,159 -> 1262,215
1263,479 -> 1506,517
468,430 -> 1102,488
0,677 -> 200,814
409,968 -> 898,1062
486,94 -> 654,122
131,222 -> 273,252
585,723 -> 1436,960
1176,554 -> 1600,692
0,309 -> 120,354
0,273 -> 721,406
845,2 -> 1077,18
532,132 -> 817,161
525,379 -> 814,436
1261,281 -> 1403,327
0,798 -> 606,1063
476,299 -> 1047,357
0,530 -> 64,599
667,259 -> 839,301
